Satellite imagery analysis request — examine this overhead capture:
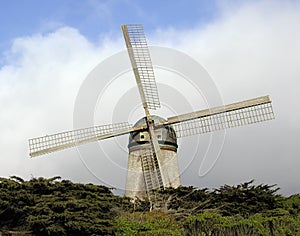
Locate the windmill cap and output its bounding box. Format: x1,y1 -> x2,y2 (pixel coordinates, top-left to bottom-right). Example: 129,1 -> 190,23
132,115 -> 165,127
128,115 -> 178,151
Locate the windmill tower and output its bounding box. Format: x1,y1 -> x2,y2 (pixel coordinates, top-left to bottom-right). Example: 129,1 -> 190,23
29,24 -> 275,207
126,115 -> 180,200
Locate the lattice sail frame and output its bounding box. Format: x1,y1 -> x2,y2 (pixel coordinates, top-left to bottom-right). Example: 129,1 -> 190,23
29,122 -> 133,157
138,148 -> 164,191
121,24 -> 160,110
171,102 -> 274,137
158,96 -> 274,138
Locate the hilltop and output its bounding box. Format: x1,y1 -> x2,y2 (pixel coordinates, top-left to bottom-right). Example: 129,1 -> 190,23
0,176 -> 299,235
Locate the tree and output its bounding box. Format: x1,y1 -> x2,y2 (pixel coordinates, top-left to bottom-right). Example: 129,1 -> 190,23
212,180 -> 281,216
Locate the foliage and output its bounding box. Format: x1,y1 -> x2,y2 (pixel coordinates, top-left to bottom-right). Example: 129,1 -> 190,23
211,180 -> 282,216
282,194 -> 300,216
0,177 -> 299,235
183,211 -> 300,236
115,211 -> 183,236
0,176 -> 131,235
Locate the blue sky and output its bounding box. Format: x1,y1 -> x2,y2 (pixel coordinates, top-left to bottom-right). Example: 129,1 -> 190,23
0,0 -> 219,54
0,0 -> 300,195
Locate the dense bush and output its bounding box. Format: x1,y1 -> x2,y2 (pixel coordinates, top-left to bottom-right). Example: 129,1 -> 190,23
0,177 -> 299,235
0,176 -> 131,235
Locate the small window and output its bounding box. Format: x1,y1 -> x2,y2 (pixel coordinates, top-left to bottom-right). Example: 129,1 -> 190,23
140,134 -> 145,140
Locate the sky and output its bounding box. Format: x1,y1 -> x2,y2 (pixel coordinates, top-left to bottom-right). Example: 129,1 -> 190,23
0,0 -> 299,196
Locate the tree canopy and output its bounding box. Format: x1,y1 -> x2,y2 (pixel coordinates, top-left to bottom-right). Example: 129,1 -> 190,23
0,177 -> 299,235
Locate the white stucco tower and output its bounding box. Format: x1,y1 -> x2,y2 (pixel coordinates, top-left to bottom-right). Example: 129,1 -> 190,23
125,116 -> 181,200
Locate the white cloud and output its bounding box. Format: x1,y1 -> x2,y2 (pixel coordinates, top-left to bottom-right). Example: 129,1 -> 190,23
169,1 -> 300,194
0,1 -> 299,195
0,27 -> 121,182
149,0 -> 300,194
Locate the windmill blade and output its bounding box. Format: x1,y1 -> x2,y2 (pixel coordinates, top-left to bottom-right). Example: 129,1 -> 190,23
147,121 -> 165,188
160,96 -> 274,138
121,24 -> 165,192
121,24 -> 160,110
29,122 -> 142,157
140,148 -> 164,191
139,148 -> 163,208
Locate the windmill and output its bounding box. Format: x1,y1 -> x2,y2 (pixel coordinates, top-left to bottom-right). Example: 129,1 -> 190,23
29,24 -> 274,208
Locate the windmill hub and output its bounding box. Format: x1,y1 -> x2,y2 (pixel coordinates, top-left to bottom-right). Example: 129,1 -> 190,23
128,115 -> 178,152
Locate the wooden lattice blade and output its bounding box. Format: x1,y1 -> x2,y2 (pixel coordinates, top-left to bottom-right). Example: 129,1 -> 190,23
158,96 -> 274,138
147,121 -> 165,187
121,24 -> 160,110
140,149 -> 163,191
29,122 -> 138,157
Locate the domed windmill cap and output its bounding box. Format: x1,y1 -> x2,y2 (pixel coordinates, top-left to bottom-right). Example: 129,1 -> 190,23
128,115 -> 178,151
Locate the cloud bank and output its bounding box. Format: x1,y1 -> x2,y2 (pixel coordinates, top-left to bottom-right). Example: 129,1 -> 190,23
0,1 -> 299,195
